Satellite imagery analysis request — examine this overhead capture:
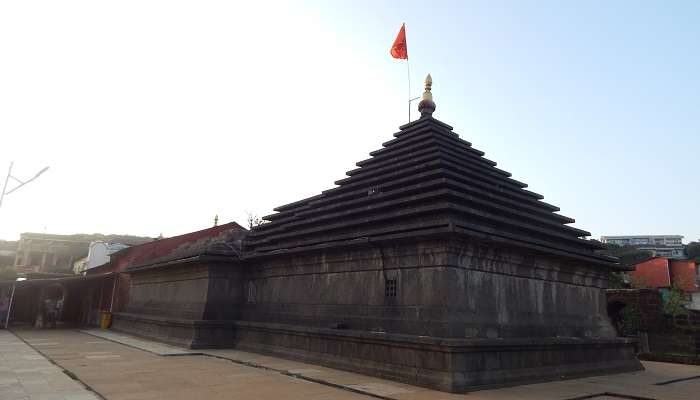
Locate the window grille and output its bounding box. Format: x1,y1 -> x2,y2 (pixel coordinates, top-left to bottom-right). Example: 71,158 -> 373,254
385,279 -> 397,297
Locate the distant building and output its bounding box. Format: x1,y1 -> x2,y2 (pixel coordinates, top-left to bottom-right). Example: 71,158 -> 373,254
13,233 -> 153,274
73,241 -> 131,274
628,257 -> 700,310
629,258 -> 671,288
0,240 -> 17,267
601,235 -> 686,259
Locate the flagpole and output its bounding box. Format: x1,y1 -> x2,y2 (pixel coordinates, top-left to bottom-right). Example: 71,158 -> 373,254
391,22 -> 413,123
407,59 -> 412,123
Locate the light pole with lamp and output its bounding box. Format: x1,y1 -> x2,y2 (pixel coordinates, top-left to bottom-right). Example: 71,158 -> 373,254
3,277 -> 26,329
0,162 -> 50,209
1,162 -> 49,328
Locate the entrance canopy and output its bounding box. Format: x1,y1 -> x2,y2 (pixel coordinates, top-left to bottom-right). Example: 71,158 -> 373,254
9,272 -> 115,289
2,272 -> 118,328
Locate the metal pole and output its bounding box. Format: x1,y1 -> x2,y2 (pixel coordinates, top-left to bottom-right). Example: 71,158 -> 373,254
4,282 -> 16,329
4,166 -> 49,196
0,162 -> 13,209
109,273 -> 118,313
406,59 -> 412,123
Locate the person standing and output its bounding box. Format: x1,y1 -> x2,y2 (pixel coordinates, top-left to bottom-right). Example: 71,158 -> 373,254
0,293 -> 9,328
43,297 -> 58,328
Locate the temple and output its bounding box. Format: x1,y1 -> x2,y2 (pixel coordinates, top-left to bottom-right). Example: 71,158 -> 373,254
111,75 -> 641,392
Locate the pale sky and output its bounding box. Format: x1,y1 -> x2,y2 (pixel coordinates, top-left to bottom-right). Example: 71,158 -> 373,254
1,1 -> 698,243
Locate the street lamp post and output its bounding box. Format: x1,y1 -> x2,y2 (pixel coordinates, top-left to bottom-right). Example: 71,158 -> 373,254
0,162 -> 50,209
4,277 -> 26,329
0,162 -> 48,329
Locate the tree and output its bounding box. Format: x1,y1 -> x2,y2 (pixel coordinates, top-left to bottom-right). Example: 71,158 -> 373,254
592,242 -> 653,289
600,243 -> 653,267
663,283 -> 688,318
686,242 -> 700,263
245,211 -> 267,230
608,272 -> 627,289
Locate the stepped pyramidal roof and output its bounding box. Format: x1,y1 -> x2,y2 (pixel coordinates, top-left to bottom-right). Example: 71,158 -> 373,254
245,75 -> 618,268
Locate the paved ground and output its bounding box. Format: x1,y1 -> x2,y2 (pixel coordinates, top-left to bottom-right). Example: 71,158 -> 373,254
0,330 -> 100,400
79,330 -> 197,356
6,328 -> 700,400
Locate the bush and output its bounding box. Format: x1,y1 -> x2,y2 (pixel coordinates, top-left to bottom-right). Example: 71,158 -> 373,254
686,242 -> 700,263
663,284 -> 688,318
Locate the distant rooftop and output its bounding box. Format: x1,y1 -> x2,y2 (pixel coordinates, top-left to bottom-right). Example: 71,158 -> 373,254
18,232 -> 154,246
601,235 -> 684,239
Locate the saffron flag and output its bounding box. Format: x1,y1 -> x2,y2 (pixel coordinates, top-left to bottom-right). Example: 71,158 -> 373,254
390,23 -> 408,59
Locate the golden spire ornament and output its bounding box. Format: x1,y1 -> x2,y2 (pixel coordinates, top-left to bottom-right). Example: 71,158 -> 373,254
417,74 -> 436,118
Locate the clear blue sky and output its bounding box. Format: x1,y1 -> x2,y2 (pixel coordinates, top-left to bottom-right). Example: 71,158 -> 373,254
310,0 -> 700,242
0,1 -> 698,243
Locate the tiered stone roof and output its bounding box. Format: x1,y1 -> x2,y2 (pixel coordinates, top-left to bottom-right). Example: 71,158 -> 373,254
245,77 -> 617,268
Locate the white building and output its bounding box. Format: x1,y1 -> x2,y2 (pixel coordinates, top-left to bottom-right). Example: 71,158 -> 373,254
73,241 -> 130,274
600,235 -> 686,259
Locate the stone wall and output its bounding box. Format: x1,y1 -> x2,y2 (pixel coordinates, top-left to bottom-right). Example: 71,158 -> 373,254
243,239 -> 618,340
606,289 -> 664,332
123,261 -> 243,320
231,320 -> 638,392
112,239 -> 641,392
112,259 -> 243,347
233,238 -> 640,391
606,288 -> 700,363
125,263 -> 211,320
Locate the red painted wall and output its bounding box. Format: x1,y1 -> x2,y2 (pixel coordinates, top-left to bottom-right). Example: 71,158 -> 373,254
630,258 -> 670,288
670,260 -> 699,293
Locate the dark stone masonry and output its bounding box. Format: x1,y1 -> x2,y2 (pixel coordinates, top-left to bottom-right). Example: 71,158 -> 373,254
112,76 -> 641,392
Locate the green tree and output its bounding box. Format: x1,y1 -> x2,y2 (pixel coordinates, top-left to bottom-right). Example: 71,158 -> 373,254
686,242 -> 700,263
663,283 -> 688,318
591,241 -> 653,288
608,272 -> 627,289
601,243 -> 653,266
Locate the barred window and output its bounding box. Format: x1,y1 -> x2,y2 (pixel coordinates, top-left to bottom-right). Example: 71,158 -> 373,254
385,279 -> 397,297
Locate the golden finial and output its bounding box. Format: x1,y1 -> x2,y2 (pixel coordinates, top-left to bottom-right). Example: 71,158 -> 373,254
418,74 -> 435,117
423,74 -> 432,99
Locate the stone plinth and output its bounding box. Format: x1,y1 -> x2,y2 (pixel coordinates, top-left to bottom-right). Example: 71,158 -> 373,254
234,238 -> 641,391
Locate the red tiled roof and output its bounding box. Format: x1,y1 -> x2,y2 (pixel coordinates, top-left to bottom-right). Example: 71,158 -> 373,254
670,259 -> 699,293
88,222 -> 245,274
629,258 -> 670,288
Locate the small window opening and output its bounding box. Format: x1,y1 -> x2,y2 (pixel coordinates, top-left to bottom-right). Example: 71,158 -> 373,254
385,279 -> 397,297
247,281 -> 257,304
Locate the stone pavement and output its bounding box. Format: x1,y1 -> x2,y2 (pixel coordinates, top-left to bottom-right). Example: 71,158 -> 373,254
0,330 -> 100,400
8,328 -> 700,400
80,330 -> 197,356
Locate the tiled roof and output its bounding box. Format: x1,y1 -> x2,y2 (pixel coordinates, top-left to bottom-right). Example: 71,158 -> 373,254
89,222 -> 247,273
